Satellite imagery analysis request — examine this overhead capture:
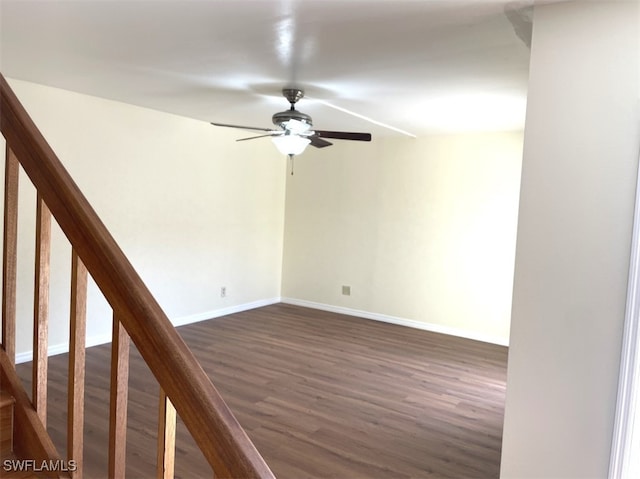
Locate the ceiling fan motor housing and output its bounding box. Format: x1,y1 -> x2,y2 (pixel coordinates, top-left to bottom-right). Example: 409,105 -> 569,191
272,88 -> 313,129
272,109 -> 313,129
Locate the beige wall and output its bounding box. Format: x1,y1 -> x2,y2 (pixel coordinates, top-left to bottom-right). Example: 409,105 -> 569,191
3,78 -> 524,357
500,1 -> 640,477
282,132 -> 523,345
4,66 -> 536,476
2,79 -> 287,358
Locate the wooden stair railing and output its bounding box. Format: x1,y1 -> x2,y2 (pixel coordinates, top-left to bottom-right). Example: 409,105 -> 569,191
0,73 -> 275,479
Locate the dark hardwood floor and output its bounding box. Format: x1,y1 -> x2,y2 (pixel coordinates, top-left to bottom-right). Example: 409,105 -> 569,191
15,303 -> 508,478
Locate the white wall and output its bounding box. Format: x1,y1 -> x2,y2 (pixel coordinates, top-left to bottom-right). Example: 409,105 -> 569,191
500,1 -> 640,477
1,79 -> 287,359
282,132 -> 523,345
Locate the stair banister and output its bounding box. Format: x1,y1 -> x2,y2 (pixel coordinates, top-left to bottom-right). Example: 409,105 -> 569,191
0,73 -> 274,479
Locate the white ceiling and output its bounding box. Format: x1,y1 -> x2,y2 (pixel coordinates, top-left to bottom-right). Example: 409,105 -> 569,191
0,0 -> 544,138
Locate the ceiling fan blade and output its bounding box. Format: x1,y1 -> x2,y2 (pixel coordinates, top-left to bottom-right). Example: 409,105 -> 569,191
211,122 -> 274,132
236,133 -> 280,142
310,136 -> 333,148
314,130 -> 372,142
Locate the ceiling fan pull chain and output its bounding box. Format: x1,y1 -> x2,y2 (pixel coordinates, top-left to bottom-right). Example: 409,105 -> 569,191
289,154 -> 294,175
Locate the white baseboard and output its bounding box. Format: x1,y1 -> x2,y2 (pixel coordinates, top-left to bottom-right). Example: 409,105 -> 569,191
281,297 -> 509,346
170,297 -> 281,327
15,332 -> 113,364
14,296 -> 505,363
14,297 -> 281,364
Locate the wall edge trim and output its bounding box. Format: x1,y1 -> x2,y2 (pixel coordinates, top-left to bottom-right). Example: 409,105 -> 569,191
609,146 -> 640,478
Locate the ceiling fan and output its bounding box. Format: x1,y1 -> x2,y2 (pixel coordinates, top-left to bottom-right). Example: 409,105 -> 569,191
211,88 -> 372,157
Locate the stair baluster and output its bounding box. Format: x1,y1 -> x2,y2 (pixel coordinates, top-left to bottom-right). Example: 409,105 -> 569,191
108,315 -> 130,478
157,388 -> 177,479
2,146 -> 18,366
67,251 -> 87,478
32,194 -> 51,427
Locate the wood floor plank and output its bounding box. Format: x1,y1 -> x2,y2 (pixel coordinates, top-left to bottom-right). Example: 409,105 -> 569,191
15,303 -> 507,478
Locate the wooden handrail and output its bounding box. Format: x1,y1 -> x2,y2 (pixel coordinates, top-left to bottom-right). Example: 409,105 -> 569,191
0,73 -> 274,478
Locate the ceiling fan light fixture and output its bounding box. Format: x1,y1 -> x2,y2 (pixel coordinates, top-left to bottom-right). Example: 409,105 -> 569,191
284,118 -> 312,133
271,134 -> 311,156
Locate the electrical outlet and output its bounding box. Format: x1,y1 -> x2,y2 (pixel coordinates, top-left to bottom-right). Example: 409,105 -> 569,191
342,285 -> 351,296
220,286 -> 226,298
